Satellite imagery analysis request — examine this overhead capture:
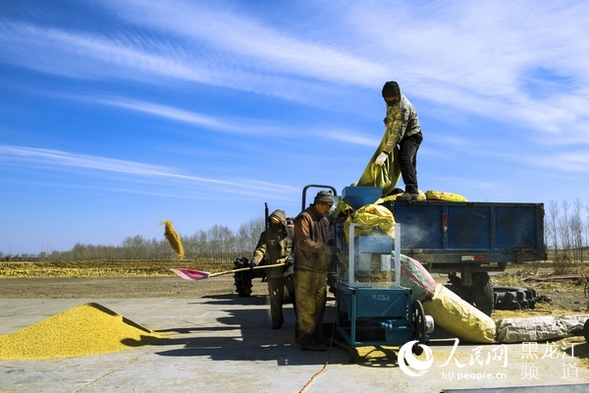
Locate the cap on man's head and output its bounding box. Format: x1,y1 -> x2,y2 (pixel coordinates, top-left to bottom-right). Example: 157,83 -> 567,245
382,81 -> 400,98
314,191 -> 334,206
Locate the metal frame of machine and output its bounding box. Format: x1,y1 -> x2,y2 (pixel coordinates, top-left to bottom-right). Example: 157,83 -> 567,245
300,184 -> 432,362
333,222 -> 429,359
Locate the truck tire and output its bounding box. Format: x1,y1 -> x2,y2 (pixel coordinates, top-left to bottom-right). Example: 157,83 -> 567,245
468,272 -> 494,316
446,272 -> 494,316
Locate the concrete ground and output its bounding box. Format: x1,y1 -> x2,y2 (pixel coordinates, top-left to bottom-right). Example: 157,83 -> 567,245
1,294 -> 589,393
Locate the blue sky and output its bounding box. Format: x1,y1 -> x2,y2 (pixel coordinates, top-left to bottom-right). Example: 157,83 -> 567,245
1,0 -> 589,255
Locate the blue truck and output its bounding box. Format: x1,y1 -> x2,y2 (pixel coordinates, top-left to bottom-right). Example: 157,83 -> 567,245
324,185 -> 547,315
382,199 -> 546,315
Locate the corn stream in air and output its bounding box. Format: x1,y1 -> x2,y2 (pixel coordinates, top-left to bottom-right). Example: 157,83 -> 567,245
159,220 -> 184,259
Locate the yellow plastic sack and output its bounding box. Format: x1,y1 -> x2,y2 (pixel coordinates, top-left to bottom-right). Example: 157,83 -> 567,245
343,204 -> 395,242
332,198 -> 355,219
425,190 -> 468,202
355,142 -> 401,196
422,284 -> 496,344
375,190 -> 426,204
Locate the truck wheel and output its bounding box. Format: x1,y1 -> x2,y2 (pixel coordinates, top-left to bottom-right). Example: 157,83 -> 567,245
446,272 -> 494,316
468,272 -> 494,316
446,273 -> 468,300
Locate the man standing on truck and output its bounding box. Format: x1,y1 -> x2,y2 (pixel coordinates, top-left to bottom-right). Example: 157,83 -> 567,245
377,81 -> 423,200
250,209 -> 296,329
357,81 -> 423,199
293,191 -> 335,351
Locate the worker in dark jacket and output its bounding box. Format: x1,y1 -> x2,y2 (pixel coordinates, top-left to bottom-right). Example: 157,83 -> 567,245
293,191 -> 335,351
375,81 -> 423,201
251,209 -> 295,329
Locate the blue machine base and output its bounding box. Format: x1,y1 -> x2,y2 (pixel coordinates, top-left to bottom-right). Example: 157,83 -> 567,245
335,284 -> 416,348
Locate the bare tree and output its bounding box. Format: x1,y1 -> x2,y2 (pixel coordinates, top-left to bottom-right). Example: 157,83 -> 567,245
585,200 -> 589,252
236,217 -> 265,256
207,225 -> 237,263
547,200 -> 560,253
72,243 -> 91,261
121,235 -> 149,259
559,200 -> 572,250
571,198 -> 584,261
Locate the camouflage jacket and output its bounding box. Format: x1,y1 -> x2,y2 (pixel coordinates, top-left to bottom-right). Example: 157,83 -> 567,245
383,93 -> 422,153
251,209 -> 293,279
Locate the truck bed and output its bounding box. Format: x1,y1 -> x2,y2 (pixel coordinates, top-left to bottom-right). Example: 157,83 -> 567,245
382,200 -> 547,273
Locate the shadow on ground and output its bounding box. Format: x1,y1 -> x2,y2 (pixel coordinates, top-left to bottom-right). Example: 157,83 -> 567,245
122,295 -> 351,366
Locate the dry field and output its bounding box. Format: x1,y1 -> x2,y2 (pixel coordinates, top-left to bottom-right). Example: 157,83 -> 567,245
0,260 -> 588,313
0,259 -> 232,279
0,260 -> 242,299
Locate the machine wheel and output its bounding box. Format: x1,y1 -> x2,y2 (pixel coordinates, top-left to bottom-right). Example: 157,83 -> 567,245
412,300 -> 426,356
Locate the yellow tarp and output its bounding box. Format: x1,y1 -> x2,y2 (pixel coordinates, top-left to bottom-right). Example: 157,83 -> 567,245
375,190 -> 426,204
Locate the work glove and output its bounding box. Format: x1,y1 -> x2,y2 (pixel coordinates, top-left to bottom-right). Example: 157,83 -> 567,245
375,152 -> 388,166
249,261 -> 257,269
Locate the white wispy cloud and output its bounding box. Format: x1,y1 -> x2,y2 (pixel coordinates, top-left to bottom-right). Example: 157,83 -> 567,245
0,21 -> 216,82
0,18 -> 365,108
117,0 -> 589,143
3,1 -> 589,145
319,130 -> 379,147
0,145 -> 169,176
60,92 -> 382,145
107,0 -> 389,85
92,98 -> 267,135
520,151 -> 589,173
0,145 -> 298,195
342,1 -> 589,137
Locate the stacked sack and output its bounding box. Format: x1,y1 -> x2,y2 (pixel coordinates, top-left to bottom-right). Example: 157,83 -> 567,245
399,254 -> 436,302
496,315 -> 589,343
422,284 -> 496,344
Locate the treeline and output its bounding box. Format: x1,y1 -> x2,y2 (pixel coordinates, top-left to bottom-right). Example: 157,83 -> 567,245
1,218 -> 265,263
545,199 -> 589,262
3,199 -> 589,263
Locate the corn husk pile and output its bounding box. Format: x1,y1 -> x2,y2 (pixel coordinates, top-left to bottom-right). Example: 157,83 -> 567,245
160,220 -> 184,259
0,303 -> 162,360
